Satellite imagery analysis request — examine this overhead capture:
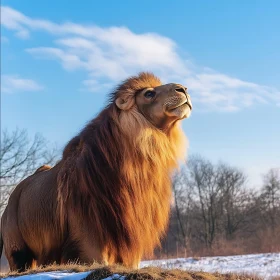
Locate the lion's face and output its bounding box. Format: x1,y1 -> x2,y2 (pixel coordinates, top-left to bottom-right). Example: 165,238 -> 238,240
135,83 -> 192,129
114,73 -> 192,130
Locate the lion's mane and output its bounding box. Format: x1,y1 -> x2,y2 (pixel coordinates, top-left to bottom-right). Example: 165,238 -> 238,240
57,72 -> 187,266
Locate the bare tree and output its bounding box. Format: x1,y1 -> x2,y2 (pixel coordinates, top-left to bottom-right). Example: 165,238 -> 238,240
216,163 -> 249,239
187,156 -> 222,249
0,128 -> 58,213
172,169 -> 194,253
259,168 -> 280,233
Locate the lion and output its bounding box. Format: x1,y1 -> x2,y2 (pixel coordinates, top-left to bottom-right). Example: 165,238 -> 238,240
0,72 -> 192,272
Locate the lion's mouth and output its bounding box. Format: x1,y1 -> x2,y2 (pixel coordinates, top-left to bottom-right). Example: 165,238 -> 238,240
169,99 -> 192,111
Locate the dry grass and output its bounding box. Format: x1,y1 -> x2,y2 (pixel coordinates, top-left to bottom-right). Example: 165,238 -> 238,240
0,263 -> 263,280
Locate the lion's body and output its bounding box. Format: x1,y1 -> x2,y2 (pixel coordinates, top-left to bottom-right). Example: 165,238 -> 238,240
0,73 -> 190,271
1,165 -> 62,269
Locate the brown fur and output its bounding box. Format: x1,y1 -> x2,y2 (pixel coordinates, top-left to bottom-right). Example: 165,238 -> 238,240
0,72 -> 189,272
34,165 -> 52,173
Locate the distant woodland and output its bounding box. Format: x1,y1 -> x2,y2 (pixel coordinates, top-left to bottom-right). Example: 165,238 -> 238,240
157,156 -> 280,258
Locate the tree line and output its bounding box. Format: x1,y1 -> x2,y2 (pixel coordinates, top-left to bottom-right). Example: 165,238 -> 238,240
156,156 -> 280,258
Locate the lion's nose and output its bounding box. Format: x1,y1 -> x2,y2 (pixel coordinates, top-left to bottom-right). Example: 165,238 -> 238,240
174,84 -> 187,95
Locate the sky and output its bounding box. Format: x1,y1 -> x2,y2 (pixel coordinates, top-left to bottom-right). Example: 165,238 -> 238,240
1,0 -> 280,188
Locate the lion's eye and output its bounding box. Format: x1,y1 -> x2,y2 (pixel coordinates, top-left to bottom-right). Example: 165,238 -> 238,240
144,90 -> 156,99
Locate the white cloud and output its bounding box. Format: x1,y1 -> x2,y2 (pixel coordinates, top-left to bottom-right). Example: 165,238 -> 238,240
1,5 -> 280,111
1,75 -> 44,93
1,6 -> 31,39
26,47 -> 87,71
184,71 -> 279,112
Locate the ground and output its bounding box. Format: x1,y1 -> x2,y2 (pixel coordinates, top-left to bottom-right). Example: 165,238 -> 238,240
1,253 -> 280,279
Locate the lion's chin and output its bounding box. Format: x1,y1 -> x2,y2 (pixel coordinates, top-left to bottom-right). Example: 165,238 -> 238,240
166,103 -> 192,119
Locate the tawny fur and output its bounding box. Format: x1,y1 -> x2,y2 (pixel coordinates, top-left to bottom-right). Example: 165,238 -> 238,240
34,165 -> 52,173
0,72 -> 188,271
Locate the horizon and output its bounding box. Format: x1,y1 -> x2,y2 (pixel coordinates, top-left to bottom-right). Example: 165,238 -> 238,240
1,1 -> 280,188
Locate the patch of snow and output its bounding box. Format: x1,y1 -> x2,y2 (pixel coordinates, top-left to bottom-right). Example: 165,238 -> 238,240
2,271 -> 126,280
141,253 -> 280,280
3,271 -> 91,280
102,274 -> 126,280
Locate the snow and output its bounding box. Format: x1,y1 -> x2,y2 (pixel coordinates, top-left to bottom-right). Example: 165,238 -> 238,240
3,271 -> 91,280
2,253 -> 280,279
102,275 -> 126,280
2,271 -> 125,280
141,252 -> 280,280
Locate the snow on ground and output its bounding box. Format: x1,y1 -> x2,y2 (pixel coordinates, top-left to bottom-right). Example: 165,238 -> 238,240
141,252 -> 280,280
3,271 -> 125,280
2,253 -> 280,279
3,271 -> 91,280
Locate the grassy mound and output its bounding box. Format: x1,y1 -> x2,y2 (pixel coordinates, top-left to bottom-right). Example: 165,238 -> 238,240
0,263 -> 263,280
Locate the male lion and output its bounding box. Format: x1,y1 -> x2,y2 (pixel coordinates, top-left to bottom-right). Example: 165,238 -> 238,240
0,72 -> 192,271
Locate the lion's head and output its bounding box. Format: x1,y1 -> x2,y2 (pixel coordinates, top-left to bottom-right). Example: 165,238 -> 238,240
113,72 -> 192,130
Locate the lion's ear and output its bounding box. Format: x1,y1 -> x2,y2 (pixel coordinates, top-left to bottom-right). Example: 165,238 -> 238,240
115,97 -> 134,110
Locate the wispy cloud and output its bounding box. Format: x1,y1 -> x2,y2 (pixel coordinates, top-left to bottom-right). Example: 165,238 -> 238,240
184,71 -> 279,112
1,74 -> 44,93
2,5 -> 280,111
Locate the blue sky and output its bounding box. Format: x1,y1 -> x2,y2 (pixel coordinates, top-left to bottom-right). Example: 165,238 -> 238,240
1,0 -> 280,187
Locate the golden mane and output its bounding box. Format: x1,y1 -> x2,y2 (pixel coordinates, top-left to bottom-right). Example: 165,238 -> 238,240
57,72 -> 188,266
